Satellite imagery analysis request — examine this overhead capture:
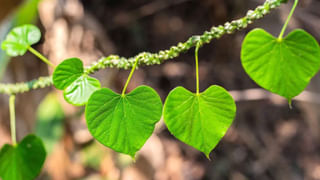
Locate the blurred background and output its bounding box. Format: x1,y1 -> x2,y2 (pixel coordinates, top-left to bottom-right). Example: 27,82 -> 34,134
1,0 -> 320,179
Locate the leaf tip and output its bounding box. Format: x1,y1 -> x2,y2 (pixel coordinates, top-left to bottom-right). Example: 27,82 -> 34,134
288,99 -> 292,109
130,154 -> 136,162
205,153 -> 211,161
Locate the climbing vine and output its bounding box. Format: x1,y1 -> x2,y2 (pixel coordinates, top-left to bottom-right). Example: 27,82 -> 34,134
1,0 -> 320,179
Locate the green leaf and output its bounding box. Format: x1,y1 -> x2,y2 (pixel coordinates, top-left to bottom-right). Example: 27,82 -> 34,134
53,58 -> 101,106
53,58 -> 84,90
0,134 -> 46,180
1,24 -> 41,56
80,142 -> 107,170
163,86 -> 236,157
241,28 -> 320,100
0,0 -> 41,79
15,0 -> 41,26
64,75 -> 101,105
85,85 -> 163,157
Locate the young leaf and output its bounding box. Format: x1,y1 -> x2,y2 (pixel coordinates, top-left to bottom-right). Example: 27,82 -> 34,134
241,28 -> 320,100
64,75 -> 101,105
1,24 -> 41,56
53,58 -> 101,106
85,85 -> 163,158
163,85 -> 236,158
52,58 -> 83,90
0,134 -> 46,180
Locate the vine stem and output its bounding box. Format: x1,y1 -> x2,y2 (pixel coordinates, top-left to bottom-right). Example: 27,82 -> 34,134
0,0 -> 286,95
9,95 -> 17,146
28,46 -> 55,68
278,0 -> 299,40
195,43 -> 201,95
121,59 -> 139,96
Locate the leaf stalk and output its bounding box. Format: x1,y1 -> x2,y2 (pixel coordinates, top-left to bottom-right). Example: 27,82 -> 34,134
28,46 -> 55,68
195,43 -> 201,95
278,0 -> 299,40
122,59 -> 139,96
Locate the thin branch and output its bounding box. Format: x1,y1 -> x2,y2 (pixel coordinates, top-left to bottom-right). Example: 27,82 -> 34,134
9,95 -> 16,145
0,0 -> 285,95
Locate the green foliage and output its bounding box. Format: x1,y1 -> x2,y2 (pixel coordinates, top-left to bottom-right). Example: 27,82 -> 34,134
0,0 -> 285,95
1,24 -> 40,56
2,1 -> 320,178
0,135 -> 46,180
241,28 -> 320,100
15,0 -> 41,26
80,142 -> 108,170
53,58 -> 83,89
36,93 -> 64,153
163,86 -> 236,157
0,0 -> 41,79
53,58 -> 101,106
64,75 -> 101,105
85,86 -> 163,158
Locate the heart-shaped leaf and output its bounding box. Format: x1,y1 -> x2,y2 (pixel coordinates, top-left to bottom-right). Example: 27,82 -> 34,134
53,58 -> 83,90
163,85 -> 236,157
241,28 -> 320,100
53,58 -> 101,106
1,24 -> 41,56
0,134 -> 46,180
85,85 -> 163,157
